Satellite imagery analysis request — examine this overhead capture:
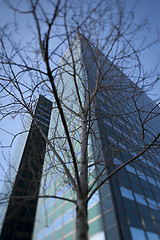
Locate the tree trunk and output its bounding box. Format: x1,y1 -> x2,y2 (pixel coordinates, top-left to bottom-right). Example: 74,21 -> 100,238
76,198 -> 88,240
76,113 -> 89,239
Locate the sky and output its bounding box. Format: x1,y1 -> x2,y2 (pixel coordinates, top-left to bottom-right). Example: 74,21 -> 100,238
130,0 -> 160,99
0,0 -> 160,184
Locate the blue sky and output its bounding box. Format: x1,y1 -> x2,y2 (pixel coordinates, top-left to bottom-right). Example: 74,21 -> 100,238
128,0 -> 160,99
0,0 -> 159,75
0,0 -> 160,184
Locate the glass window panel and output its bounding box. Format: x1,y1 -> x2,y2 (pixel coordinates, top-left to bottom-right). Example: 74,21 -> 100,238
134,193 -> 147,206
41,198 -> 56,213
48,197 -> 56,207
146,231 -> 160,240
54,216 -> 63,230
130,227 -> 147,240
64,209 -> 74,224
126,165 -> 136,174
103,119 -> 113,127
136,170 -> 147,181
147,176 -> 156,186
141,158 -> 147,164
146,198 -> 158,210
107,226 -> 120,240
156,181 -> 160,188
120,186 -> 134,200
138,205 -> 150,218
128,213 -> 142,228
76,150 -> 81,158
114,125 -> 122,134
123,198 -> 137,213
89,231 -> 105,240
155,165 -> 160,171
88,161 -> 95,173
57,188 -> 64,197
101,195 -> 113,211
113,158 -> 122,165
108,136 -> 116,144
104,210 -> 116,228
38,229 -> 45,240
119,142 -> 128,150
117,118 -> 124,125
147,161 -> 154,168
88,192 -> 100,208
144,218 -> 155,232
45,222 -> 54,237
131,152 -> 137,157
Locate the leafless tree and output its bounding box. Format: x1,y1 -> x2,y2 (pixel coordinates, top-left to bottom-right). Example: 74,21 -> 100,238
0,0 -> 160,240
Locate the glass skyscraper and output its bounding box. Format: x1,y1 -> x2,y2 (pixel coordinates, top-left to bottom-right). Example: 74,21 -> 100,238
0,95 -> 52,240
32,35 -> 160,240
1,34 -> 160,240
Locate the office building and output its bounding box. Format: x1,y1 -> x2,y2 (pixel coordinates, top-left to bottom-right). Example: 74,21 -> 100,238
0,95 -> 52,240
1,34 -> 159,240
33,35 -> 160,240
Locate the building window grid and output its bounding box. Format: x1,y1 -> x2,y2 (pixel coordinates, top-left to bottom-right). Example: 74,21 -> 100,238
36,112 -> 50,122
107,120 -> 160,191
140,157 -> 160,189
36,118 -> 49,128
37,146 -> 101,238
120,175 -> 160,236
37,105 -> 51,117
39,201 -> 75,224
130,226 -> 160,240
113,156 -> 160,203
38,199 -> 76,237
140,157 -> 160,177
103,112 -> 156,149
103,119 -> 144,154
114,157 -> 160,190
119,185 -> 148,239
110,146 -> 160,238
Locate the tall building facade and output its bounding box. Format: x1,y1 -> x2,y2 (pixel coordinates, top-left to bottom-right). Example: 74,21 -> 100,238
32,35 -> 160,240
0,95 -> 52,240
1,35 -> 159,240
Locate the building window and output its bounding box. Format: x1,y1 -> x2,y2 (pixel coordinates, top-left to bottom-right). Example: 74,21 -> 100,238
134,193 -> 147,206
146,231 -> 160,240
89,231 -> 105,240
130,227 -> 146,240
120,186 -> 134,201
88,192 -> 100,208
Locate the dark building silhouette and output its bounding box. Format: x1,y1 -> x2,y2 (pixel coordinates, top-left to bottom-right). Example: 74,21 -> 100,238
0,95 -> 52,240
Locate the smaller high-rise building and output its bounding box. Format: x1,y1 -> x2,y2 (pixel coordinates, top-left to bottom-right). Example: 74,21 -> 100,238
0,95 -> 52,240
